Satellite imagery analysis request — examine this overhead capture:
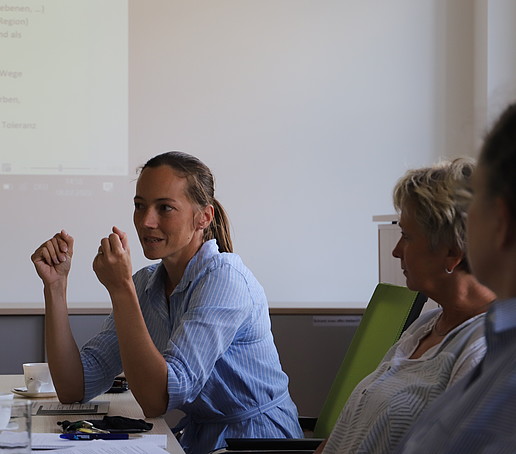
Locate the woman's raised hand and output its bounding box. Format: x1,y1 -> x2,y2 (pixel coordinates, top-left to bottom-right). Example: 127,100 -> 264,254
93,226 -> 133,293
31,230 -> 74,286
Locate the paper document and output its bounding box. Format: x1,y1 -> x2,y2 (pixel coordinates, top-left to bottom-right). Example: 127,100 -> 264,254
32,433 -> 167,450
34,441 -> 169,454
31,400 -> 110,415
0,430 -> 29,448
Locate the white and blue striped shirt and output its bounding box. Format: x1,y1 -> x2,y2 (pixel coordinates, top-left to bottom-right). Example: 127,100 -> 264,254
79,239 -> 302,454
322,309 -> 486,454
395,298 -> 516,454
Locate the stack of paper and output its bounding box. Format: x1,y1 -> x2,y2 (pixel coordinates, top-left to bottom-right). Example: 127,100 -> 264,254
32,433 -> 168,453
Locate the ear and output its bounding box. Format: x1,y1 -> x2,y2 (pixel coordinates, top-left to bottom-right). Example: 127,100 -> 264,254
444,244 -> 464,274
494,197 -> 516,250
196,204 -> 214,231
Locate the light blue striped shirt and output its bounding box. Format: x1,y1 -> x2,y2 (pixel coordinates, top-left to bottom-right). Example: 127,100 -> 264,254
79,239 -> 302,454
395,298 -> 516,454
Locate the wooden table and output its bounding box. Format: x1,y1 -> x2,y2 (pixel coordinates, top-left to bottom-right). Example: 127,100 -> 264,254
0,375 -> 185,454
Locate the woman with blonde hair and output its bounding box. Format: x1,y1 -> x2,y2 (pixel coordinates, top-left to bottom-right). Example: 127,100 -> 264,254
318,158 -> 495,454
394,102 -> 516,453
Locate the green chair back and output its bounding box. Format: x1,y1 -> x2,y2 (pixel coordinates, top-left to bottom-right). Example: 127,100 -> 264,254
313,283 -> 427,438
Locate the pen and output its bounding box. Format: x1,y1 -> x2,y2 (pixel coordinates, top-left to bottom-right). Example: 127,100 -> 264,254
60,433 -> 131,440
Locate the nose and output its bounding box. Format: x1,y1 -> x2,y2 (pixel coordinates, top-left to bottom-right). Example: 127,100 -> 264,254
138,208 -> 159,229
392,237 -> 402,259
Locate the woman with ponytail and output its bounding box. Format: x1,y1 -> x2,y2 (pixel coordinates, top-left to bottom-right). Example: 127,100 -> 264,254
31,151 -> 302,454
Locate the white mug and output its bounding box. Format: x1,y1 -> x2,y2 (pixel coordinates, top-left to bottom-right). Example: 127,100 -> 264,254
23,363 -> 55,394
0,393 -> 13,430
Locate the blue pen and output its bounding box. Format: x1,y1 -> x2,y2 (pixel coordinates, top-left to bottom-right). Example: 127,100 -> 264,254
60,433 -> 130,441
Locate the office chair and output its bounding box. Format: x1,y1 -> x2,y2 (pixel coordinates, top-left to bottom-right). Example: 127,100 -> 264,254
221,283 -> 427,453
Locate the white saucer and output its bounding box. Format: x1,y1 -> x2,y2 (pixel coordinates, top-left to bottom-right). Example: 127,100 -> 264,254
11,387 -> 57,398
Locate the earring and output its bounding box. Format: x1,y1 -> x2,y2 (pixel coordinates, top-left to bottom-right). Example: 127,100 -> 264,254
445,268 -> 453,274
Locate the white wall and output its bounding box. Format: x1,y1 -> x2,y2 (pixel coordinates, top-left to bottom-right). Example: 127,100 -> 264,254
474,0 -> 516,141
2,1 -> 509,309
486,0 -> 516,123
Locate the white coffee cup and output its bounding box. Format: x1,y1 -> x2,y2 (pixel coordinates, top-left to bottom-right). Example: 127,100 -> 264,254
22,363 -> 55,394
0,393 -> 13,430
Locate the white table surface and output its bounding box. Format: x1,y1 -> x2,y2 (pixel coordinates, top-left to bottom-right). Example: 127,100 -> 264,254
0,375 -> 185,454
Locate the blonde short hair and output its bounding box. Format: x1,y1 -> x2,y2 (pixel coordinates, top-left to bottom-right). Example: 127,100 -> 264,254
393,158 -> 475,271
